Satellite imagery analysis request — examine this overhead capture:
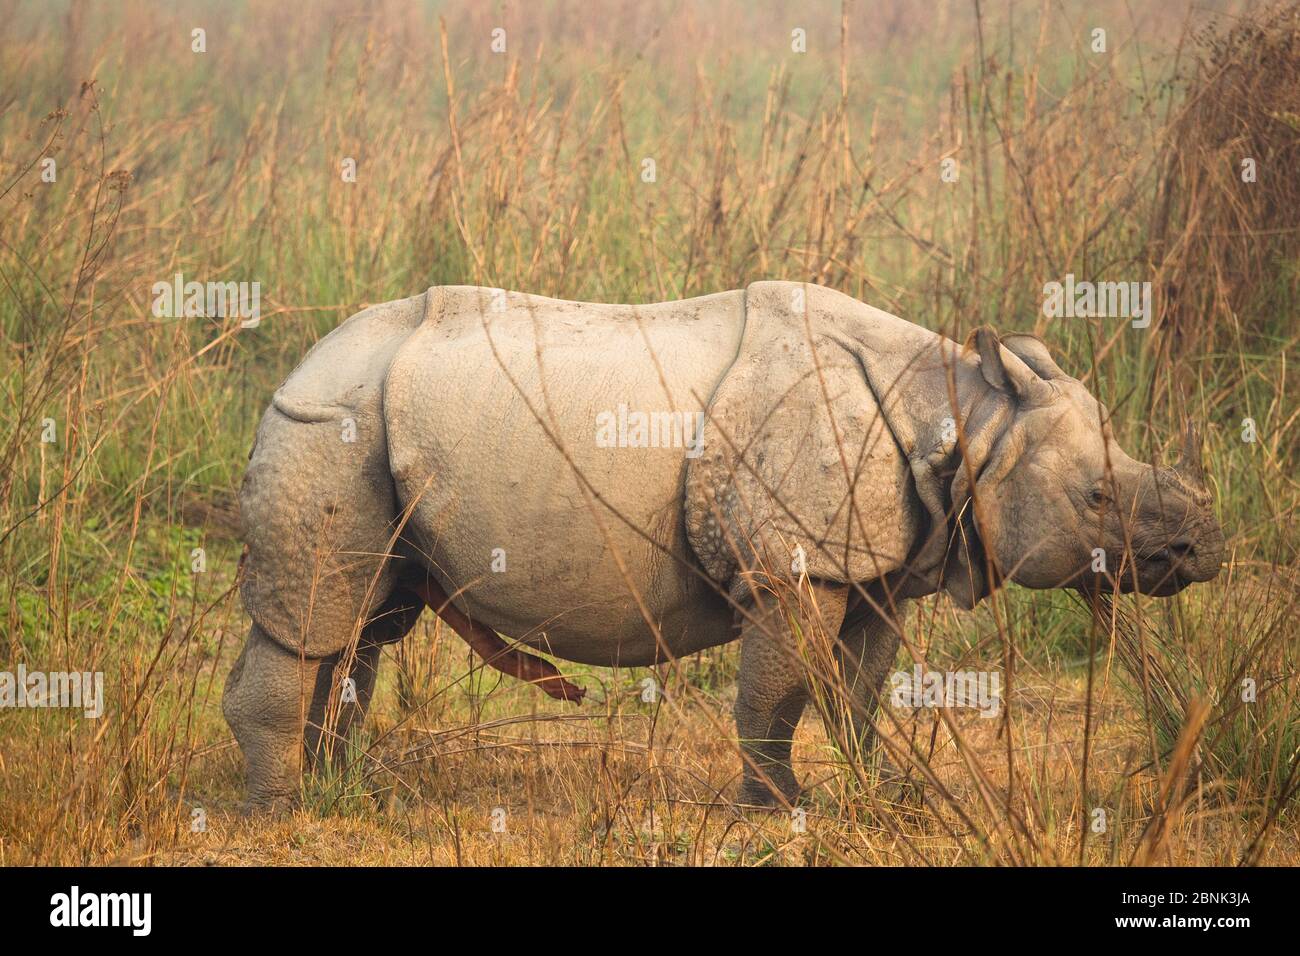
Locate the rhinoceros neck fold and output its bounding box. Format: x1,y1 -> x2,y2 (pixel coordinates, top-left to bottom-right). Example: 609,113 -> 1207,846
685,281 -> 1010,604
821,322 -> 1013,607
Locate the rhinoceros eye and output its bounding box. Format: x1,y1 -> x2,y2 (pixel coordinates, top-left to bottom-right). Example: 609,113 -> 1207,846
1087,486 -> 1112,509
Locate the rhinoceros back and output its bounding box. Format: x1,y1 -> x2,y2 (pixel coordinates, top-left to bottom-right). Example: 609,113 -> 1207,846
383,286 -> 743,665
239,292 -> 427,656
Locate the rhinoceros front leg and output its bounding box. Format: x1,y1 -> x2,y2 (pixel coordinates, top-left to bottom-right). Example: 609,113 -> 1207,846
820,591 -> 905,765
734,580 -> 849,807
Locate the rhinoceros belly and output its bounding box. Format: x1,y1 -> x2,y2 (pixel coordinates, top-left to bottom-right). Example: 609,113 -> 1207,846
383,286 -> 744,666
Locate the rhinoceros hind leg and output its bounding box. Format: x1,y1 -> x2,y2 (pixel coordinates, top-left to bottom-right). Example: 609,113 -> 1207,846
302,639 -> 387,773
224,620 -> 407,814
307,584 -> 428,763
223,624 -> 331,813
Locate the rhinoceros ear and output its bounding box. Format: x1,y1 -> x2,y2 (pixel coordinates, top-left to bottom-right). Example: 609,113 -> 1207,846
1000,333 -> 1069,382
970,327 -> 1053,405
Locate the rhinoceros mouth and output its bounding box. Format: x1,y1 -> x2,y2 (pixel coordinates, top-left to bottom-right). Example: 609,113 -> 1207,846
1069,557 -> 1192,598
1137,541 -> 1221,594
1140,573 -> 1191,597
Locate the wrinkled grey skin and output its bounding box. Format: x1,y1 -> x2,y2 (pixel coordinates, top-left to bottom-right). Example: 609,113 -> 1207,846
223,282 -> 1224,811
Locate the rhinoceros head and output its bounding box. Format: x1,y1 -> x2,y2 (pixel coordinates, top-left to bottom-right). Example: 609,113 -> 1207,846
964,329 -> 1225,597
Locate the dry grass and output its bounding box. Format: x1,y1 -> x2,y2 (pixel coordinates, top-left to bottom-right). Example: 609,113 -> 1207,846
0,0 -> 1296,865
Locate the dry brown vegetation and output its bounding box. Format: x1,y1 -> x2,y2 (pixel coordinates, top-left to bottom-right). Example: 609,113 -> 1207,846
0,0 -> 1296,865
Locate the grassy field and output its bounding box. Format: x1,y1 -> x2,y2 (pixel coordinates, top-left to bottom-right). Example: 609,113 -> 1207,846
1,0 -> 1297,865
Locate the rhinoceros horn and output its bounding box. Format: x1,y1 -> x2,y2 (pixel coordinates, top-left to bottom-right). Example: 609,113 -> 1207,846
1175,420 -> 1207,489
1180,421 -> 1206,478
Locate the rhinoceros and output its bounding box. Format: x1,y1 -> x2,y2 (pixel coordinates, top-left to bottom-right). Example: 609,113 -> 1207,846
222,281 -> 1224,810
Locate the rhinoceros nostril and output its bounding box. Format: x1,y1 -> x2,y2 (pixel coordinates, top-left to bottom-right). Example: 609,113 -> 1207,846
1146,540 -> 1194,564
1151,540 -> 1195,564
